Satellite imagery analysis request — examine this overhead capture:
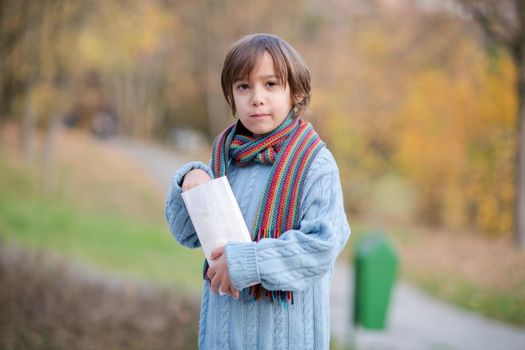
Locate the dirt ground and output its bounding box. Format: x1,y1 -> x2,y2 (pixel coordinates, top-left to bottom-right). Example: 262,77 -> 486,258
0,243 -> 200,350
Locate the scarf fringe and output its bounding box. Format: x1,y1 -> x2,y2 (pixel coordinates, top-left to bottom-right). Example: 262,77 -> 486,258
249,285 -> 293,307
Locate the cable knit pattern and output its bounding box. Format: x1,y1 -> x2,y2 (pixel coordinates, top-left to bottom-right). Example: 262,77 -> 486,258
245,295 -> 258,350
165,147 -> 351,349
303,287 -> 314,350
273,302 -> 286,349
217,295 -> 230,349
199,284 -> 209,349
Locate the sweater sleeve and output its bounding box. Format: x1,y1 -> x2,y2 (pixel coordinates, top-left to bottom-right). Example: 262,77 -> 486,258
165,161 -> 214,249
225,165 -> 351,292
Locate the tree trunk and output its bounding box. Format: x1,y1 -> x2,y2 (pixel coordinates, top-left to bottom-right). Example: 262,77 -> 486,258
517,60 -> 525,249
21,95 -> 36,165
41,114 -> 60,193
204,0 -> 230,139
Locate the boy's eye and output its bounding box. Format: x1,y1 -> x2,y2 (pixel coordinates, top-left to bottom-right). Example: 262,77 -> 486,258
266,81 -> 278,87
236,83 -> 249,91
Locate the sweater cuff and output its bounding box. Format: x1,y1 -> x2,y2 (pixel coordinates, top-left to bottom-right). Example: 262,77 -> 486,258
169,161 -> 214,204
226,242 -> 260,290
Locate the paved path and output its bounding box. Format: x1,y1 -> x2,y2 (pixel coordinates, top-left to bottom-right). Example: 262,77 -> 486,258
111,137 -> 525,350
332,262 -> 525,350
109,137 -> 191,192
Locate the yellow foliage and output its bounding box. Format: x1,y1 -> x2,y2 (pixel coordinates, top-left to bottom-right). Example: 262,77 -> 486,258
395,47 -> 516,234
76,0 -> 176,71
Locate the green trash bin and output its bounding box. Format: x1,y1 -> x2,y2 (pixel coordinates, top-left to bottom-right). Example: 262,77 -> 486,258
353,231 -> 398,329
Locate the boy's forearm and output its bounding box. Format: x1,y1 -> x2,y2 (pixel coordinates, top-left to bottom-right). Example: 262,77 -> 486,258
226,231 -> 342,292
165,161 -> 214,249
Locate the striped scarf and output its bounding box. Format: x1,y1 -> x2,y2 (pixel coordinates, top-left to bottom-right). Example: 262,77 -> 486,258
204,113 -> 325,305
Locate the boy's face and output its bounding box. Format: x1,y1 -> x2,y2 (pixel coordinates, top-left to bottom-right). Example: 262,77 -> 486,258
232,52 -> 293,137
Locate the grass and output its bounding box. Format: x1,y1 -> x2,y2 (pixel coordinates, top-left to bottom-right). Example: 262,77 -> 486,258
411,269 -> 525,327
0,194 -> 203,291
0,127 -> 205,295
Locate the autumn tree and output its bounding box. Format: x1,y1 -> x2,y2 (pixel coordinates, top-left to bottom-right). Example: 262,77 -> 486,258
457,0 -> 525,249
0,0 -> 85,191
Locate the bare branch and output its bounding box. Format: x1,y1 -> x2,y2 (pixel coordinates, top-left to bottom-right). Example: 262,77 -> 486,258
515,0 -> 525,46
457,0 -> 518,50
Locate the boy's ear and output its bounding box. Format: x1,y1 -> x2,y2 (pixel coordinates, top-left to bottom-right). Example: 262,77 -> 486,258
293,93 -> 305,105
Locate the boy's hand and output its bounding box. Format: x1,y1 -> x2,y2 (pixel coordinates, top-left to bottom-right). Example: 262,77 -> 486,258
207,246 -> 240,299
182,169 -> 212,192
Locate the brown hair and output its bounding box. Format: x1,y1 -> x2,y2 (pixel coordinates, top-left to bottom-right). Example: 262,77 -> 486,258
221,33 -> 311,116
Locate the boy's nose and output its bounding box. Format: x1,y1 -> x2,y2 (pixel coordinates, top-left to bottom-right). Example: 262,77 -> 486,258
251,87 -> 264,106
252,99 -> 263,106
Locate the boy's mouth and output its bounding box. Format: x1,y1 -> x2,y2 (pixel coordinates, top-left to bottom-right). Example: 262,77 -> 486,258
250,113 -> 270,118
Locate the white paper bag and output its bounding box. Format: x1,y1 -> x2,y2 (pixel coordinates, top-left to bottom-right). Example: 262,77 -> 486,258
181,176 -> 251,265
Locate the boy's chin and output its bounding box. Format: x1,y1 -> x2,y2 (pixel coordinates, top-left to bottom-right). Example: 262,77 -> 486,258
239,121 -> 273,137
249,127 -> 273,138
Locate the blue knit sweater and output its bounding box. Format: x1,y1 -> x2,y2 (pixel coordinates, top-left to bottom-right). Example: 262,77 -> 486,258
165,146 -> 351,349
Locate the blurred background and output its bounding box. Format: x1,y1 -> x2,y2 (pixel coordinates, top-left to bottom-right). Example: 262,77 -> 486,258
1,0 -> 525,349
